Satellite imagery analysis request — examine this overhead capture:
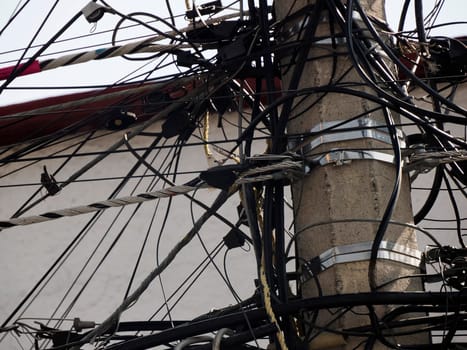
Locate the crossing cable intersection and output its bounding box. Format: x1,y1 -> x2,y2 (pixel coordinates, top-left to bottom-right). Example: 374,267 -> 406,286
0,156 -> 305,231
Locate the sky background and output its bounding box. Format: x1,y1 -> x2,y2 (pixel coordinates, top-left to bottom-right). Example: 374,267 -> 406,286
0,0 -> 466,106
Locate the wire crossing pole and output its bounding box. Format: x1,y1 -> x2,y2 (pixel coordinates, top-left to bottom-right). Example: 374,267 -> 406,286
275,0 -> 428,348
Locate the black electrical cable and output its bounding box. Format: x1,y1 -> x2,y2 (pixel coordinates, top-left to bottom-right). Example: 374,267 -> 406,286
111,12 -> 182,61
0,129 -> 102,178
0,100 -> 134,165
352,0 -> 467,118
3,76 -> 225,217
64,291 -> 467,350
276,1 -> 322,134
366,305 -> 398,350
105,4 -> 207,63
126,133 -> 256,336
0,7 -> 81,94
0,208 -> 102,329
262,184 -> 275,290
0,0 -> 32,37
274,184 -> 288,306
443,171 -> 466,248
165,0 -> 175,26
367,110 -> 402,292
49,143 -> 180,343
229,82 -> 467,167
3,1 -> 467,348
413,164 -> 444,224
398,0 -> 411,34
333,0 -> 465,132
414,0 -> 427,45
190,195 -> 244,303
124,137 -> 178,305
4,111 -> 153,217
0,11 -> 183,59
10,130 -> 98,218
242,183 -> 264,269
148,241 -> 225,322
258,0 -> 280,142
1,132 -> 165,330
4,0 -> 60,80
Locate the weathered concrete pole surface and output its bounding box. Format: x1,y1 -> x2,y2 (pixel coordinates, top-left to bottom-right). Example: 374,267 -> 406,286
275,0 -> 428,348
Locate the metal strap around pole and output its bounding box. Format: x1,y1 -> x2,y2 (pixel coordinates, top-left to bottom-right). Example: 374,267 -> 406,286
301,240 -> 422,283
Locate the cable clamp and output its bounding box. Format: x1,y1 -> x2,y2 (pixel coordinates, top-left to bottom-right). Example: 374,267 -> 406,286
235,158 -> 305,185
311,149 -> 394,167
81,2 -> 113,23
301,240 -> 422,283
289,117 -> 405,154
405,150 -> 467,173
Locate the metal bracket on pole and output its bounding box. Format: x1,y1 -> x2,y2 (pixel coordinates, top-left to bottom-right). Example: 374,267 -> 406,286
312,149 -> 395,167
289,117 -> 406,155
301,240 -> 422,283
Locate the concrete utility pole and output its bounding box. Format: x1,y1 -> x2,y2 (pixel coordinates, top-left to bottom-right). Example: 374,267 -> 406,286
275,0 -> 428,349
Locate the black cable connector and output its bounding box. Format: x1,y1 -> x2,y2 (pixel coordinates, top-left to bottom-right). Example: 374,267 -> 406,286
176,50 -> 198,68
186,21 -> 240,44
223,228 -> 245,249
161,109 -> 196,140
199,164 -> 246,190
428,37 -> 467,81
185,0 -> 222,19
105,110 -> 137,130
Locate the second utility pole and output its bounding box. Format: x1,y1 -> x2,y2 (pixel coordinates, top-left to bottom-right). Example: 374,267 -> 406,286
275,0 -> 428,348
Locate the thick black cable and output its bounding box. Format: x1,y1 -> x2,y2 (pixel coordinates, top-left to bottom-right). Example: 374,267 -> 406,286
342,55 -> 401,293
414,0 -> 427,45
398,0 -> 412,33
276,2 -> 322,134
262,185 -> 275,289
352,0 -> 467,117
442,171 -> 466,248
65,291 -> 467,350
